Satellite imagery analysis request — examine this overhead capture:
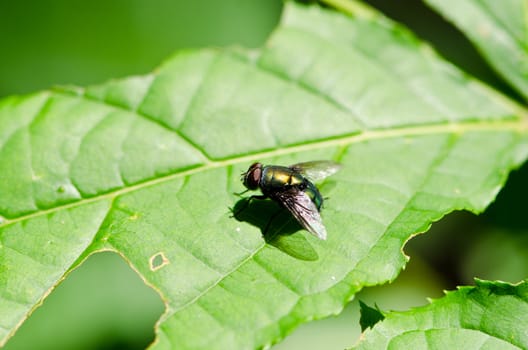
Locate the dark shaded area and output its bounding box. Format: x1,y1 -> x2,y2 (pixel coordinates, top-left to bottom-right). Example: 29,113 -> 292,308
231,197 -> 319,261
358,301 -> 385,331
404,211 -> 482,290
405,160 -> 528,289
483,162 -> 528,230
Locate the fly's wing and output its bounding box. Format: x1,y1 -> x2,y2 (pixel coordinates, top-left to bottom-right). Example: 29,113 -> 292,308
272,189 -> 327,240
289,160 -> 341,182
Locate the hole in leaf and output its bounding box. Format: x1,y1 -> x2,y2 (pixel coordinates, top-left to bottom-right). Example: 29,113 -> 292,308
149,252 -> 169,271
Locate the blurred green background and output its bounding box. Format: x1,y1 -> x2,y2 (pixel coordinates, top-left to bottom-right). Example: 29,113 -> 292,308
1,0 -> 527,349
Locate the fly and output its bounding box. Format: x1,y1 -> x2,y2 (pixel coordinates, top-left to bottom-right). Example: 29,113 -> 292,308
239,160 -> 341,240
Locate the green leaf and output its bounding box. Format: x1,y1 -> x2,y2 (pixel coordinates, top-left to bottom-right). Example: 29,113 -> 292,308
353,279 -> 528,349
359,301 -> 385,331
1,2 -> 527,349
424,0 -> 528,101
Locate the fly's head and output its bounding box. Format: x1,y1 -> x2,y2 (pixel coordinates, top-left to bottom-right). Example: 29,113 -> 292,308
242,162 -> 263,190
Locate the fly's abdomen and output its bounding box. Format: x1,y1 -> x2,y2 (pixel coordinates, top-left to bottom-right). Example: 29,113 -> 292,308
304,181 -> 324,210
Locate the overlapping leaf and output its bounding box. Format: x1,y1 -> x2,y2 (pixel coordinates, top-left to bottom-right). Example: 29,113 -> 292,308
0,2 -> 527,349
354,280 -> 528,349
425,0 -> 528,100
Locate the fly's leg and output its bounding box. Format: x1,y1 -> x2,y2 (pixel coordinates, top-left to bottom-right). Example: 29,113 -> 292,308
233,189 -> 249,197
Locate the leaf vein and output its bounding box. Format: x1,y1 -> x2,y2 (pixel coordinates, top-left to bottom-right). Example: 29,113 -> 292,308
1,121 -> 525,227
69,90 -> 212,163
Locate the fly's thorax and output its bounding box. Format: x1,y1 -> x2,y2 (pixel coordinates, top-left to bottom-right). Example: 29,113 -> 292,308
260,166 -> 304,193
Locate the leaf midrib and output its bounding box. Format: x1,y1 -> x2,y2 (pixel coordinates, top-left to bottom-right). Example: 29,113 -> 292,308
1,117 -> 526,228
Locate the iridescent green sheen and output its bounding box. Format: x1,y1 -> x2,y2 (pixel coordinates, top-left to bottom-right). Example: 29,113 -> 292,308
260,165 -> 324,210
261,165 -> 305,192
303,181 -> 323,210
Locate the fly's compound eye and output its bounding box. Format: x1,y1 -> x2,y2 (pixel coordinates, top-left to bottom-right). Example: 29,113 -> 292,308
242,163 -> 262,190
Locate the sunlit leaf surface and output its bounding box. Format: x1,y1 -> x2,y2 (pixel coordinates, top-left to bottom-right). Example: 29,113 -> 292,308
1,2 -> 527,349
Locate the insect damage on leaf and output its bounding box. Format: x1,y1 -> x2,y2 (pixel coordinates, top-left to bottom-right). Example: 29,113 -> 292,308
150,252 -> 170,271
